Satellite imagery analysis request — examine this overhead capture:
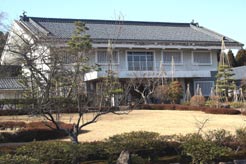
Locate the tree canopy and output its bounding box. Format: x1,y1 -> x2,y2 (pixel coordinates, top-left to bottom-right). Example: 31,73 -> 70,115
235,49 -> 246,66
216,63 -> 235,102
226,49 -> 236,67
0,31 -> 7,57
0,12 -> 8,58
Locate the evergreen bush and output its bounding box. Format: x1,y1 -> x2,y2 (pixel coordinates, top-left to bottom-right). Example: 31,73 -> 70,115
181,134 -> 228,164
0,154 -> 39,164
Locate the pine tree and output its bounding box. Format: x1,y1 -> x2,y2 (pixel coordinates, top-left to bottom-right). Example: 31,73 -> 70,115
216,62 -> 235,102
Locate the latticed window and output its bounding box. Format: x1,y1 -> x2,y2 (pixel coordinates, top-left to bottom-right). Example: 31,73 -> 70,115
62,53 -> 76,64
193,51 -> 211,64
51,48 -> 76,64
163,51 -> 182,64
97,50 -> 119,64
127,51 -> 154,71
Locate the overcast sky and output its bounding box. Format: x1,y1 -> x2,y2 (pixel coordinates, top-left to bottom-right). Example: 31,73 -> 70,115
1,0 -> 245,49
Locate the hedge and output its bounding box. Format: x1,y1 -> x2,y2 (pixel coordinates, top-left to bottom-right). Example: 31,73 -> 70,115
136,104 -> 241,115
1,130 -> 246,163
0,121 -> 73,143
0,98 -> 76,111
0,109 -> 31,116
0,106 -> 119,115
136,104 -> 175,110
204,108 -> 241,115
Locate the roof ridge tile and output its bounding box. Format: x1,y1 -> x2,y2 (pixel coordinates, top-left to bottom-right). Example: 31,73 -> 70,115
28,16 -> 191,27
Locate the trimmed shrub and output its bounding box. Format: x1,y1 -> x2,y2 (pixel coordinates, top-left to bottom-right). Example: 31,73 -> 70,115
0,154 -> 39,164
205,129 -> 234,147
1,130 -> 246,163
105,131 -> 161,152
204,108 -> 241,115
229,102 -> 245,108
206,96 -> 220,108
16,141 -> 71,163
0,129 -> 68,143
105,131 -> 170,161
131,154 -> 148,164
13,129 -> 68,142
181,134 -> 229,164
16,141 -> 108,163
190,95 -> 206,107
78,141 -> 108,161
235,127 -> 246,150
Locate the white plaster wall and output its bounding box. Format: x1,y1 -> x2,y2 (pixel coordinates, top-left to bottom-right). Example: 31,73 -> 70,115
87,48 -> 218,79
1,21 -> 35,65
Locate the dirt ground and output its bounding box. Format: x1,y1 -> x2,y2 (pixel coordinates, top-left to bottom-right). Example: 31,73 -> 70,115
0,110 -> 245,142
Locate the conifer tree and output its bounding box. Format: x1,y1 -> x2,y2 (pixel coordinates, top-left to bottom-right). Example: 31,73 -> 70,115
227,49 -> 236,67
216,50 -> 235,102
235,49 -> 246,66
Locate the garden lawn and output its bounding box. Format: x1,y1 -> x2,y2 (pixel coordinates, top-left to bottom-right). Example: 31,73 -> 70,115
0,110 -> 245,142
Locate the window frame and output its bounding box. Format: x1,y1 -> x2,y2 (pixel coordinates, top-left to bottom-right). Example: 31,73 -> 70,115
126,50 -> 155,71
96,49 -> 119,65
162,50 -> 183,65
61,52 -> 77,64
192,51 -> 212,65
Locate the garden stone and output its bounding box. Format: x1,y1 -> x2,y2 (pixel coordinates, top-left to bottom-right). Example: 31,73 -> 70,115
117,150 -> 129,164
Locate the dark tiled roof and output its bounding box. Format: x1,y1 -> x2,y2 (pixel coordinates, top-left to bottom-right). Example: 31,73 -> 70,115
20,16 -> 243,46
0,78 -> 25,90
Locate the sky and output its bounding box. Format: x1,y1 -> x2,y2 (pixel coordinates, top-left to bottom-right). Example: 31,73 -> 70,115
0,0 -> 245,50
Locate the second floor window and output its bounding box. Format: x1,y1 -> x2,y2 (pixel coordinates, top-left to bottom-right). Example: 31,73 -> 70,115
97,50 -> 119,64
163,51 -> 182,64
51,48 -> 76,64
127,51 -> 154,71
62,53 -> 76,64
193,51 -> 212,65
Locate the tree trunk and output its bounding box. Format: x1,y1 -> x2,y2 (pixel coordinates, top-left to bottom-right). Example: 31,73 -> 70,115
69,132 -> 79,144
68,125 -> 79,144
140,93 -> 148,104
143,97 -> 148,104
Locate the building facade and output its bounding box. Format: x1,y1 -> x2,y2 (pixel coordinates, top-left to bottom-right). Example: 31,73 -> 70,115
1,15 -> 244,101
